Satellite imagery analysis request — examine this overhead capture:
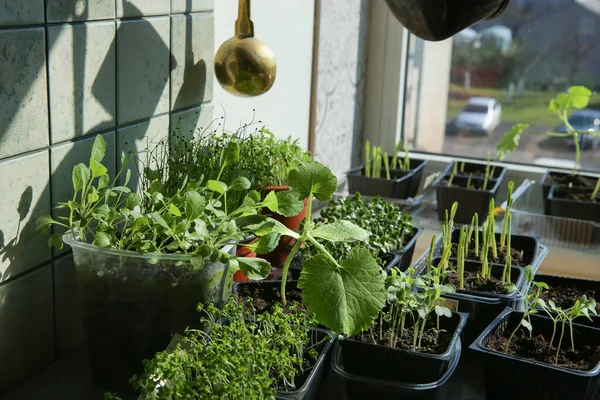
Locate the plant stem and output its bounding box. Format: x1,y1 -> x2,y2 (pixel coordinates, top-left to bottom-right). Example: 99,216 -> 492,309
555,320 -> 566,365
280,236 -> 304,305
591,178 -> 600,201
365,140 -> 371,177
383,152 -> 391,180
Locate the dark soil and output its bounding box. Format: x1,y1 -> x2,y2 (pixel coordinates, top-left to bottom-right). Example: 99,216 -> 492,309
236,283 -> 304,315
446,269 -> 508,294
354,318 -> 453,355
544,173 -> 596,189
440,178 -> 493,191
486,329 -> 600,371
451,240 -> 525,266
540,284 -> 600,314
553,189 -> 599,203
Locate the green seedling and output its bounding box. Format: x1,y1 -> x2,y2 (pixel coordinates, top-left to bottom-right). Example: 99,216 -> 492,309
457,226 -> 468,290
383,152 -> 391,180
591,178 -> 600,201
365,140 -> 371,177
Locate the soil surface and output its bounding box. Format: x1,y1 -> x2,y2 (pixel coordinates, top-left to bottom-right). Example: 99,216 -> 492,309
440,178 -> 492,191
487,329 -> 600,371
540,284 -> 600,314
355,318 -> 453,354
446,269 -> 509,294
451,240 -> 525,266
544,173 -> 596,189
236,283 -> 305,315
552,189 -> 599,203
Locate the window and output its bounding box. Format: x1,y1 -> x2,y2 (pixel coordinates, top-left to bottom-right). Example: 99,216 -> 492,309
400,0 -> 600,171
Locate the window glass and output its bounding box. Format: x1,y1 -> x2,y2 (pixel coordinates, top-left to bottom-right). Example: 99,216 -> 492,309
412,0 -> 600,171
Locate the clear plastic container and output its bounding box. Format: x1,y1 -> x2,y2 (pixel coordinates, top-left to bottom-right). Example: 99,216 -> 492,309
63,233 -> 235,391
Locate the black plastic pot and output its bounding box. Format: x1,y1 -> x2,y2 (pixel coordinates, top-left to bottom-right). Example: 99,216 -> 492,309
448,229 -> 544,269
425,257 -> 523,345
277,329 -> 335,400
548,186 -> 600,223
347,159 -> 428,200
388,227 -> 424,272
335,312 -> 466,386
541,170 -> 598,215
332,336 -> 462,399
470,308 -> 600,400
432,162 -> 506,225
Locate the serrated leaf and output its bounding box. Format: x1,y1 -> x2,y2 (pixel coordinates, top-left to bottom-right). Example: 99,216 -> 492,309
568,86 -> 592,109
90,135 -> 106,163
72,163 -> 89,193
274,190 -> 305,217
246,219 -> 300,239
243,190 -> 262,206
184,191 -> 206,220
169,203 -> 182,217
262,191 -> 278,212
93,232 -> 111,248
229,176 -> 251,191
246,232 -> 281,255
207,180 -> 227,194
521,319 -> 532,331
288,161 -> 337,202
496,123 -> 529,161
311,221 -> 370,242
90,159 -> 108,179
235,256 -> 271,280
298,247 -> 386,335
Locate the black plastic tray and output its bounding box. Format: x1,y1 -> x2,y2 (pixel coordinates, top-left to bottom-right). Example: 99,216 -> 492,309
548,186 -> 600,223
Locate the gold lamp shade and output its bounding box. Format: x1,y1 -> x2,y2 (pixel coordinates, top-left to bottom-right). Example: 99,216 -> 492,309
214,0 -> 276,97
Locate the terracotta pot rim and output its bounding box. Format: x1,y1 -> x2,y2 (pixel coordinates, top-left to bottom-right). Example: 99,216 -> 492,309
263,185 -> 290,192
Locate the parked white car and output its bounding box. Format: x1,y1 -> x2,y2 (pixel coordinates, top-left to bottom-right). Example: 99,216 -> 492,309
454,97 -> 502,136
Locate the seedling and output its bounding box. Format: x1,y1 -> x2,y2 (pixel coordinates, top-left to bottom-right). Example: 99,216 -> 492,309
456,226 -> 467,290
591,178 -> 600,201
365,140 -> 411,179
497,86 -> 599,175
446,153 -> 496,190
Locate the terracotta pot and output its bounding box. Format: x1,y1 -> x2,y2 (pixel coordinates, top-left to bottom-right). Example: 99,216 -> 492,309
259,185 -> 308,269
233,238 -> 259,282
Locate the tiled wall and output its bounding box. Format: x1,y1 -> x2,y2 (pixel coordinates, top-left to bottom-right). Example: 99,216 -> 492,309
0,0 -> 215,390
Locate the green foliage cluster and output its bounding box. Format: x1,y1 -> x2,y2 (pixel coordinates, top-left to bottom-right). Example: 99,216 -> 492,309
364,140 -> 410,179
306,193 -> 414,265
505,268 -> 598,365
131,298 -> 322,399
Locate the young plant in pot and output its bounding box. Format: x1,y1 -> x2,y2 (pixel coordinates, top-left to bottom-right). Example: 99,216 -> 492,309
347,140 -> 428,200
35,135 -> 292,391
470,267 -> 600,400
432,152 -> 506,224
234,161 -> 387,337
330,249 -> 467,399
311,193 -> 422,271
160,124 -> 311,271
497,86 -> 600,218
126,298 -> 334,400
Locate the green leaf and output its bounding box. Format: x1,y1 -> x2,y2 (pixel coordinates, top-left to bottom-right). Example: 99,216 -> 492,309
222,141 -> 240,167
90,135 -> 107,163
184,191 -> 206,219
243,190 -> 262,206
246,232 -> 281,255
92,204 -> 110,218
288,161 -> 337,202
111,186 -> 131,193
193,219 -> 208,238
274,191 -> 305,217
568,86 -> 592,109
521,319 -> 532,331
311,221 -> 370,242
90,159 -> 108,179
98,174 -> 110,190
87,188 -> 100,203
207,180 -> 227,194
169,203 -> 182,217
93,232 -> 111,247
435,305 -> 452,318
48,233 -> 64,249
496,123 -> 529,161
247,219 -> 299,239
236,214 -> 267,228
191,257 -> 204,270
72,163 -> 89,193
262,191 -> 278,212
36,215 -> 59,234
229,176 -> 251,191
150,212 -> 171,231
298,247 -> 386,335
235,257 -> 271,280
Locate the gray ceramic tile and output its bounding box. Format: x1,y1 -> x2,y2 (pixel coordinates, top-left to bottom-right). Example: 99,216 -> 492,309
50,132 -> 116,224
0,265 -> 54,391
0,151 -> 52,282
0,0 -> 44,25
116,0 -> 170,17
54,255 -> 85,357
169,103 -> 214,141
0,28 -> 49,160
117,17 -> 170,125
171,0 -> 213,13
46,0 -> 115,22
117,115 -> 169,191
170,14 -> 214,111
48,21 -> 116,144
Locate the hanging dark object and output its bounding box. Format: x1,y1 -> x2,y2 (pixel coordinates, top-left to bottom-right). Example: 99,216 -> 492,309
384,0 -> 510,41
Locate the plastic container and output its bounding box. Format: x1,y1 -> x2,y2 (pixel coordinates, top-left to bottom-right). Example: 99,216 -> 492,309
548,186 -> 600,223
332,336 -> 462,399
277,328 -> 335,400
62,233 -> 235,391
432,161 -> 506,225
470,308 -> 600,400
347,159 -> 428,200
389,227 -> 424,272
335,312 -> 466,385
540,169 -> 599,215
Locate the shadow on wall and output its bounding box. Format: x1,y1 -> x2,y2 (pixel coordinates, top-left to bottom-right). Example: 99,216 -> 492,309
0,0 -> 209,390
